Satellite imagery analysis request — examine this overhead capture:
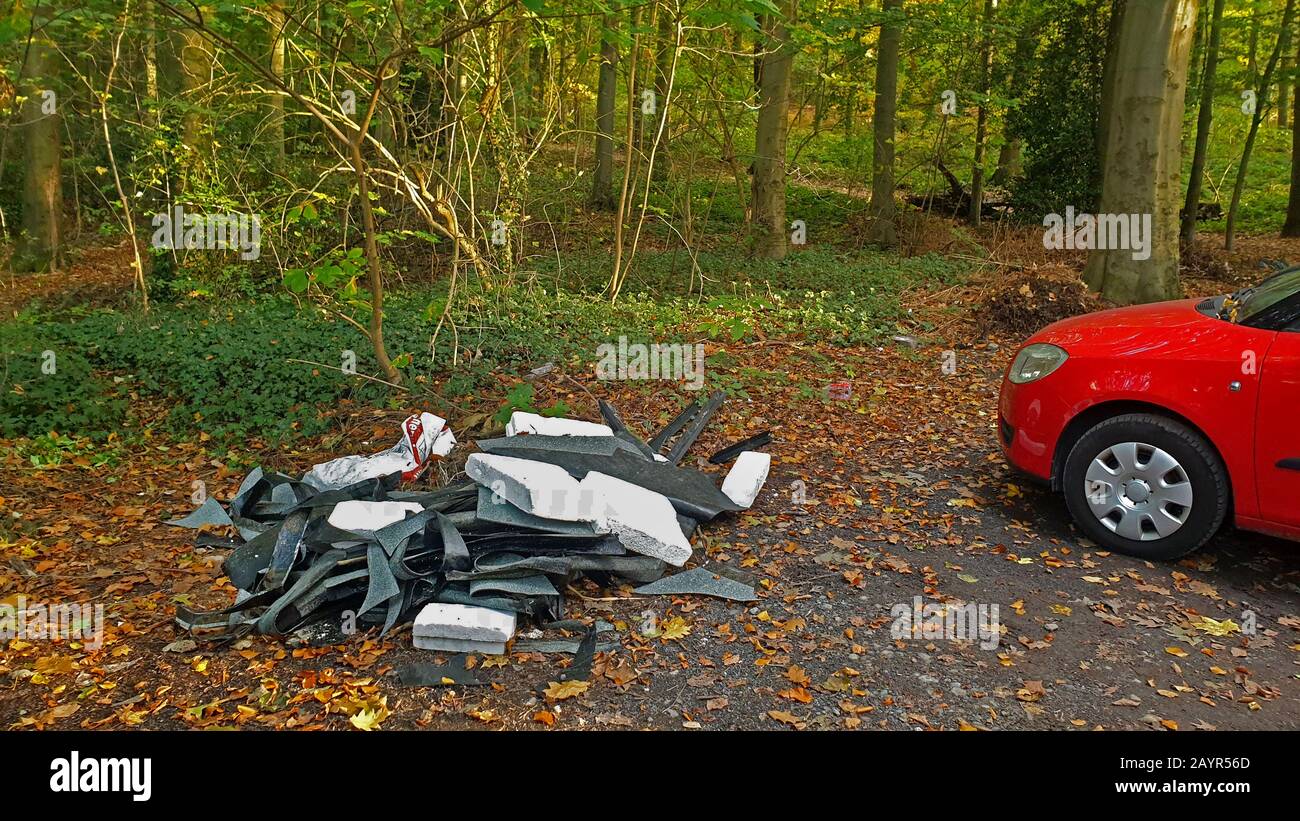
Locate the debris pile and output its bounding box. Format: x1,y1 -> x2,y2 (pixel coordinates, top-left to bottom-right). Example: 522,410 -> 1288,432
977,265 -> 1104,334
167,395 -> 768,649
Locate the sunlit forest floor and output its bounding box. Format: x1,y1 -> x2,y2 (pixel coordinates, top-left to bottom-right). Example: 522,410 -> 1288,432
3,174 -> 1300,729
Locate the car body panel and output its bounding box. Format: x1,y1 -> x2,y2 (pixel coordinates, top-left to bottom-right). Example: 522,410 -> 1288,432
1256,331 -> 1300,527
999,298 -> 1279,528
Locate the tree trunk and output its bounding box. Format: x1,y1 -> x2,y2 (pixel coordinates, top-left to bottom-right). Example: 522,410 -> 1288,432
651,2 -> 675,182
968,0 -> 995,224
1247,7 -> 1260,85
177,8 -> 215,186
629,6 -> 645,156
1083,0 -> 1197,305
15,29 -> 62,273
751,0 -> 795,259
590,17 -> 617,209
1285,37 -> 1300,235
989,26 -> 1036,189
1226,0 -> 1296,251
351,63 -> 404,386
143,0 -> 160,117
989,138 -> 1022,187
1181,0 -> 1224,248
867,0 -> 902,248
268,2 -> 287,166
1096,0 -> 1126,209
1280,23 -> 1292,128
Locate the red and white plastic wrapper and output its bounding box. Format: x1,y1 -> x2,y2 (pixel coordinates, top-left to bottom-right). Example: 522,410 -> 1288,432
302,412 -> 456,491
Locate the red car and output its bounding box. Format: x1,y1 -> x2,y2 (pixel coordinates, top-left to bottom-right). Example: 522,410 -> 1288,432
999,269 -> 1300,559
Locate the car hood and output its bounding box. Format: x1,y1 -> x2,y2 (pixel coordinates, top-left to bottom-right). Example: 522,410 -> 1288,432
1026,297 -> 1238,357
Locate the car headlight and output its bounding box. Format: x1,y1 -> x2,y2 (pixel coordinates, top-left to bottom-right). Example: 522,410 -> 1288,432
1009,343 -> 1068,384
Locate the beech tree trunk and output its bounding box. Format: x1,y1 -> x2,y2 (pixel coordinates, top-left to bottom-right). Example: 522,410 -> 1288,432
1083,0 -> 1197,305
990,139 -> 1022,187
968,0 -> 995,224
15,28 -> 62,273
1225,0 -> 1296,250
268,2 -> 287,166
867,0 -> 902,248
751,0 -> 795,259
651,2 -> 675,182
590,17 -> 617,209
1280,24 -> 1292,128
1181,0 -> 1224,248
177,8 -> 216,187
1282,32 -> 1300,235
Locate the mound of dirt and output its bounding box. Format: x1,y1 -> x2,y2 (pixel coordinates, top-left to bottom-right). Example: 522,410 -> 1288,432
976,265 -> 1106,335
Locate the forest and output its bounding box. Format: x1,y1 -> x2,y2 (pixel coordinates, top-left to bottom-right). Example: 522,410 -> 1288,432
4,0 -> 1298,429
2,0 -> 1299,735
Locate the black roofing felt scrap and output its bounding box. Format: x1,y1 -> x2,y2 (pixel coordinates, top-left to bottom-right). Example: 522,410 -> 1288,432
648,398 -> 700,452
665,390 -> 726,464
633,567 -> 757,602
397,656 -> 482,687
598,399 -> 658,461
165,399 -> 761,647
708,431 -> 773,465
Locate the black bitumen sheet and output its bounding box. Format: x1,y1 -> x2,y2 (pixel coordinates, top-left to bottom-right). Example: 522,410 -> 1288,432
166,401 -> 753,650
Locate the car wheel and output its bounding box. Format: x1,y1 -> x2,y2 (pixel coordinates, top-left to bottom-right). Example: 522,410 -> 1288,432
1062,413 -> 1229,560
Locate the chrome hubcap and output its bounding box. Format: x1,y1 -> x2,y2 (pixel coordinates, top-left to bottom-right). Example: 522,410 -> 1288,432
1083,441 -> 1193,541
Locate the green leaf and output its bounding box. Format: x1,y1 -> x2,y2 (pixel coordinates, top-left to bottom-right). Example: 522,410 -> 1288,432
283,268 -> 309,293
541,400 -> 569,418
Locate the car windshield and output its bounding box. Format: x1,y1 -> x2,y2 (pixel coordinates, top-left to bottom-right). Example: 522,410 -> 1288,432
1229,268 -> 1300,323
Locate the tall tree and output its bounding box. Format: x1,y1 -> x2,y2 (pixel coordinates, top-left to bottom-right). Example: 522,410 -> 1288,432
1083,0 -> 1197,305
1096,0 -> 1126,198
651,1 -> 676,182
867,0 -> 902,248
590,16 -> 617,209
1247,4 -> 1260,84
1181,0 -> 1225,247
1225,0 -> 1296,250
176,7 -> 216,188
990,20 -> 1039,188
268,2 -> 287,166
14,19 -> 62,273
1283,35 -> 1300,235
1279,22 -> 1291,128
751,0 -> 796,259
968,0 -> 996,224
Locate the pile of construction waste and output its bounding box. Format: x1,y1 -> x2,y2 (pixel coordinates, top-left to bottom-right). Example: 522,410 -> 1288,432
166,393 -> 771,652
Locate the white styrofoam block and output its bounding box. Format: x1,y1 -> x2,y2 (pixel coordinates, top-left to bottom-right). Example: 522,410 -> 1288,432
465,453 -> 602,523
721,451 -> 770,509
580,471 -> 692,567
413,603 -> 516,644
413,635 -> 508,655
327,500 -> 424,531
505,411 -> 614,438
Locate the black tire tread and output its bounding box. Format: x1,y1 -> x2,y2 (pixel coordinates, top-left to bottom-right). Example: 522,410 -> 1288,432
1062,412 -> 1229,560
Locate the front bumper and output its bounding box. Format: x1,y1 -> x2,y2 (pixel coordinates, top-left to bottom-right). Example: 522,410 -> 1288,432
998,375 -> 1066,483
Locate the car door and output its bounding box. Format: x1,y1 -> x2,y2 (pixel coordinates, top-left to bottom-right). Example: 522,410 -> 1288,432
1257,325 -> 1300,528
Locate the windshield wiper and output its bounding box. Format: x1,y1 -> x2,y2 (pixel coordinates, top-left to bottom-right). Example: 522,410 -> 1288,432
1217,287 -> 1256,322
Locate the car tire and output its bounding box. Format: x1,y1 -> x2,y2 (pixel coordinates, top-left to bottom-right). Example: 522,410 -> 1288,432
1062,413 -> 1229,560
